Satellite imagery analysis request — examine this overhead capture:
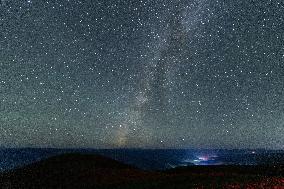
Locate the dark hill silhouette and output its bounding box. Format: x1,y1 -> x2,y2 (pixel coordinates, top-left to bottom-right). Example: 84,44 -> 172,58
0,153 -> 161,189
0,153 -> 283,189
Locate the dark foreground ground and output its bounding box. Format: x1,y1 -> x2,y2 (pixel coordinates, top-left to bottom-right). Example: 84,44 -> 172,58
0,153 -> 283,189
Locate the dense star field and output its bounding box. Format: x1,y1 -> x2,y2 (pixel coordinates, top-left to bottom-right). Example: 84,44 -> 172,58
0,0 -> 283,149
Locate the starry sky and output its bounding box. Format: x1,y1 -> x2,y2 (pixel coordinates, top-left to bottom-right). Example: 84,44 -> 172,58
0,0 -> 283,149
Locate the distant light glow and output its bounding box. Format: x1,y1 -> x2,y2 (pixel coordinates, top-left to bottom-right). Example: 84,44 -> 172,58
183,153 -> 221,165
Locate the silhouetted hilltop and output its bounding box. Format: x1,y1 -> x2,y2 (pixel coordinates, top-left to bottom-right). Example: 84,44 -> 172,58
0,153 -> 160,189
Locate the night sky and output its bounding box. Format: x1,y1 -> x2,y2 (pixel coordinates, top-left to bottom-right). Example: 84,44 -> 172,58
0,0 -> 283,149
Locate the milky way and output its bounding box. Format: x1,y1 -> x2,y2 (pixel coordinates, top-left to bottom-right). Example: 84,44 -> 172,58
0,0 -> 283,149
